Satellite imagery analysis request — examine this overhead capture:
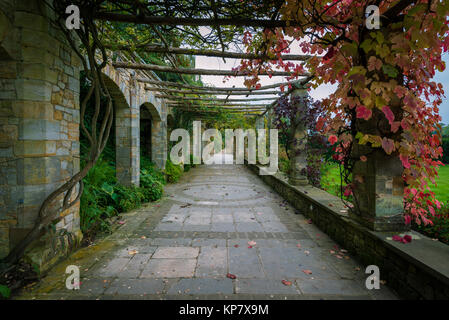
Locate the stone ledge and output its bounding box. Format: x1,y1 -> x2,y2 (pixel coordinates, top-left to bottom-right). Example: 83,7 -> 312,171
246,163 -> 449,299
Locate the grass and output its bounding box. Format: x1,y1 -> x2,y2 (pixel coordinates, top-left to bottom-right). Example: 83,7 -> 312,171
433,165 -> 449,204
320,162 -> 344,197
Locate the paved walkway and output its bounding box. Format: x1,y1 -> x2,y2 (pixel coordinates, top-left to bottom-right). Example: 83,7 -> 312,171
17,164 -> 398,300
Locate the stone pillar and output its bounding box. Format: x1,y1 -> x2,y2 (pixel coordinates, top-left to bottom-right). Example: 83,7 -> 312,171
255,116 -> 264,130
0,1 -> 82,258
350,112 -> 406,231
115,104 -> 140,187
288,84 -> 308,186
151,119 -> 167,169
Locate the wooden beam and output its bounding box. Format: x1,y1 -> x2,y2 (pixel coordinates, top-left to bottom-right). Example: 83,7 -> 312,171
94,12 -> 298,28
158,94 -> 276,102
110,44 -> 312,61
137,78 -> 299,92
167,103 -> 268,108
113,61 -> 308,77
146,87 -> 281,96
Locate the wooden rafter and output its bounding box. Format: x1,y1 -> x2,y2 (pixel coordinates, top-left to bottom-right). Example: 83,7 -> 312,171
109,44 -> 312,61
113,61 -> 309,77
146,87 -> 281,96
137,78 -> 300,92
157,94 -> 276,102
94,12 -> 299,28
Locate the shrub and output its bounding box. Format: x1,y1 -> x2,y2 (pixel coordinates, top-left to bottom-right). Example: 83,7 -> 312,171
80,156 -> 167,236
164,159 -> 183,183
414,204 -> 449,245
140,169 -> 164,201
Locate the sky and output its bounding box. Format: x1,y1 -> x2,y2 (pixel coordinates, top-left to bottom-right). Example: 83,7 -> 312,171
195,48 -> 449,125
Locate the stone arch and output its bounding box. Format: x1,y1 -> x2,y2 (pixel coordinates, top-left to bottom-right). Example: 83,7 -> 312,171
140,102 -> 166,169
102,73 -> 140,187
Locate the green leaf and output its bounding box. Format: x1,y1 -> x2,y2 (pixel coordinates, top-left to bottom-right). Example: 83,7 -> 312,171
101,182 -> 114,195
360,39 -> 373,53
382,64 -> 399,78
0,285 -> 11,299
341,42 -> 358,57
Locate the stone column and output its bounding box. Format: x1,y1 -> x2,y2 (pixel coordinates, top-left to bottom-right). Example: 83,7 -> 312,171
0,1 -> 82,258
350,111 -> 406,231
288,84 -> 308,186
151,119 -> 167,169
115,104 -> 140,187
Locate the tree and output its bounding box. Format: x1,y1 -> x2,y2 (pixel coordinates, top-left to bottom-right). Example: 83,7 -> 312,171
238,0 -> 449,225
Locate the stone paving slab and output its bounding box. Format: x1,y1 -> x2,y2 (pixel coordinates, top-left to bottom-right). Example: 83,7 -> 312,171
141,259 -> 197,278
16,164 -> 399,300
167,278 -> 233,295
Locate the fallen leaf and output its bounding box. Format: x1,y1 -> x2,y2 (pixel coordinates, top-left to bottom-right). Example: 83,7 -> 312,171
330,250 -> 335,254
281,280 -> 292,286
118,221 -> 125,225
355,267 -> 361,271
248,241 -> 257,246
304,250 -> 310,255
380,280 -> 387,285
234,244 -> 239,248
302,270 -> 312,275
296,243 -> 301,249
140,236 -> 146,239
226,273 -> 236,279
248,246 -> 253,249
340,249 -> 348,253
128,250 -> 138,255
335,255 -> 343,259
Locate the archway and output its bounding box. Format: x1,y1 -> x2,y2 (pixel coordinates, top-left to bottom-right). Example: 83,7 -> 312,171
140,102 -> 166,170
102,73 -> 139,187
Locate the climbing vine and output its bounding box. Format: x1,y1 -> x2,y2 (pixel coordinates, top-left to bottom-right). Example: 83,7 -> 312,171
238,0 -> 449,226
272,94 -> 327,187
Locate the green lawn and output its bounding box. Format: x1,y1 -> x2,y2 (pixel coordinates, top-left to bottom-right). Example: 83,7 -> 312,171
321,163 -> 449,204
433,165 -> 449,204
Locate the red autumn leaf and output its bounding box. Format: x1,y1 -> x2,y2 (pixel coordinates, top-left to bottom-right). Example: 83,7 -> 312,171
381,137 -> 395,155
356,105 -> 372,120
360,155 -> 367,162
328,135 -> 338,145
226,273 -> 236,279
302,270 -> 312,275
392,235 -> 403,242
400,154 -> 411,169
382,106 -> 395,125
282,280 -> 292,286
403,235 -> 412,243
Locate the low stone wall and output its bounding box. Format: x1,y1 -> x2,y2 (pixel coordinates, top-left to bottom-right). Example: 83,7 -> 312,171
247,163 -> 449,300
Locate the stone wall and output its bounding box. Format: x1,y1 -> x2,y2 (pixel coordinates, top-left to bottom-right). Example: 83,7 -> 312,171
0,0 -> 82,259
247,163 -> 449,299
102,61 -> 167,184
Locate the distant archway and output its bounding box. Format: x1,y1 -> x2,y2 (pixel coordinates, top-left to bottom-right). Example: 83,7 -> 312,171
140,102 -> 166,169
